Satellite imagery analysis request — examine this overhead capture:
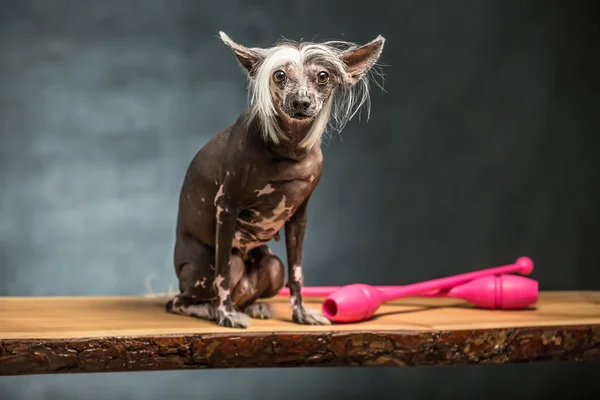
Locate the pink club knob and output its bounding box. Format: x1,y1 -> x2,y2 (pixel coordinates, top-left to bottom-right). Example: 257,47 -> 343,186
514,256 -> 534,275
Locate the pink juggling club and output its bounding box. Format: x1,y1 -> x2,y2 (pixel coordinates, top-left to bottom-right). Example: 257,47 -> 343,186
277,274 -> 538,310
323,274 -> 538,322
426,274 -> 538,309
278,256 -> 536,323
321,256 -> 535,322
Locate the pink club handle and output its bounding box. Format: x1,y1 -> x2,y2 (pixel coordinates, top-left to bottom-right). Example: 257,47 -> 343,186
280,286 -> 382,297
375,256 -> 533,302
277,286 -> 434,297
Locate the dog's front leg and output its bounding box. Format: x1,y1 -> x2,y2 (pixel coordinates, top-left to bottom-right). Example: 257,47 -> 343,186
284,201 -> 330,325
213,191 -> 250,329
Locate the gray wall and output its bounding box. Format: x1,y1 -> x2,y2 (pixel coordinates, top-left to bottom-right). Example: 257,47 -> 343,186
1,0 -> 598,399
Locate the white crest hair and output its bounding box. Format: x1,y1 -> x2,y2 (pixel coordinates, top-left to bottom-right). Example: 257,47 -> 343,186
220,32 -> 383,150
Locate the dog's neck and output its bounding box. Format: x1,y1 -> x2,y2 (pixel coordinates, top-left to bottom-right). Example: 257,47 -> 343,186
273,115 -> 318,159
249,110 -> 323,161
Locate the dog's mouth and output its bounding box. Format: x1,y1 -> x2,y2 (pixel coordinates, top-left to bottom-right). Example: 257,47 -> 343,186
289,112 -> 312,120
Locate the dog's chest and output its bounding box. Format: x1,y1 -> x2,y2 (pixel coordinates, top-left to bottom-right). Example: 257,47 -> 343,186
229,149 -> 321,254
232,176 -> 315,254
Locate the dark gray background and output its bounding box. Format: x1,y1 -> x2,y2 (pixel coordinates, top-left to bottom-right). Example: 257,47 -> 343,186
1,0 -> 598,399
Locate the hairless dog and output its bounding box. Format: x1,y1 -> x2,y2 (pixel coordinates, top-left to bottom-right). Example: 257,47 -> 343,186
167,31 -> 385,328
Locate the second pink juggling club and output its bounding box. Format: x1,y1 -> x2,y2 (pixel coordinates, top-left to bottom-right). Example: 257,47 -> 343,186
422,274 -> 538,309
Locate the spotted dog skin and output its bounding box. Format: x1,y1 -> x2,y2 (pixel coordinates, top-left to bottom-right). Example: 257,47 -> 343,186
167,112 -> 324,328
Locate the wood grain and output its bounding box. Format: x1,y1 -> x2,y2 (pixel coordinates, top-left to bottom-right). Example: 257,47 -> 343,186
1,292 -> 598,375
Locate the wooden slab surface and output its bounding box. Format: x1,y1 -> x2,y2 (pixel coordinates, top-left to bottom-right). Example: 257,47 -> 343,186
1,291 -> 599,375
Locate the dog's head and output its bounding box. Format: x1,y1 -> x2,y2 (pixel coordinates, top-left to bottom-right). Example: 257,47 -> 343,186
219,31 -> 385,150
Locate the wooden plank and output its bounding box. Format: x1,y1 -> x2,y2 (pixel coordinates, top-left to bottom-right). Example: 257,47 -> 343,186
0,291 -> 598,375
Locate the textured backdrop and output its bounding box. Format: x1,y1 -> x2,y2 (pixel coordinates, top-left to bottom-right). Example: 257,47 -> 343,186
1,0 -> 599,399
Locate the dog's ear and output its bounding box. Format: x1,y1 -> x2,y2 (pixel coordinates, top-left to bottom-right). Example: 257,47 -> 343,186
339,35 -> 385,85
219,31 -> 265,77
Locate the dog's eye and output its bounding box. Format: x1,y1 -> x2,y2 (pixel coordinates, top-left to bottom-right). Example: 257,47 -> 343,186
273,70 -> 286,83
317,71 -> 329,84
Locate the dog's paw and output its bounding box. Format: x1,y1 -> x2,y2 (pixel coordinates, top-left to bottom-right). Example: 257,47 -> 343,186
243,302 -> 273,319
166,295 -> 216,321
215,309 -> 251,328
292,307 -> 331,325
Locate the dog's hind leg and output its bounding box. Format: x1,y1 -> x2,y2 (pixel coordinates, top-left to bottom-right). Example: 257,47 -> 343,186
167,236 -> 251,326
166,250 -> 217,322
230,245 -> 285,319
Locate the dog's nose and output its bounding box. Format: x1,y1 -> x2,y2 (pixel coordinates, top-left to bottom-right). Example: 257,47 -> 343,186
292,97 -> 311,111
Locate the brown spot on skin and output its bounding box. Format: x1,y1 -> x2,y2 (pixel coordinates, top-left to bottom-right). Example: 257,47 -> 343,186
292,264 -> 303,285
214,275 -> 231,312
196,277 -> 207,289
255,184 -> 276,197
289,294 -> 299,311
214,185 -> 225,206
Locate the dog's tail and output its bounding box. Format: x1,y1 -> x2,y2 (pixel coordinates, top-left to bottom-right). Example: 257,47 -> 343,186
142,273 -> 179,298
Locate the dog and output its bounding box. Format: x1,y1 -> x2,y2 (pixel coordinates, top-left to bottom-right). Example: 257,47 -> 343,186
166,31 -> 385,328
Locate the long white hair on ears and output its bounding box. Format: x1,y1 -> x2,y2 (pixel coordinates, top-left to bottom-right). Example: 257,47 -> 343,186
237,37 -> 384,150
